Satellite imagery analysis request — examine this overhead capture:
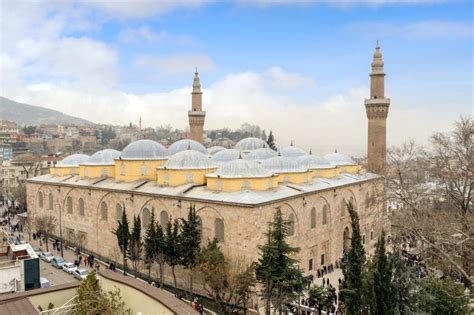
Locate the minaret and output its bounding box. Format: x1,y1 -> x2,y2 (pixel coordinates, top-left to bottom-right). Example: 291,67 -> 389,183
188,68 -> 206,143
365,41 -> 390,173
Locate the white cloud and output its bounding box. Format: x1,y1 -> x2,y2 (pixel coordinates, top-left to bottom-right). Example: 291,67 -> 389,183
265,67 -> 316,90
118,27 -> 193,45
135,53 -> 216,74
238,0 -> 446,7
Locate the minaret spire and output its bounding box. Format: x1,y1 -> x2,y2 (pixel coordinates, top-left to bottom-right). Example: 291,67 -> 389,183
188,68 -> 206,143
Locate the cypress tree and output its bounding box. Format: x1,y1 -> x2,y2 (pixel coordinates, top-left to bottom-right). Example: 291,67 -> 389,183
267,131 -> 277,151
155,222 -> 166,287
180,204 -> 202,298
144,209 -> 157,277
113,209 -> 130,275
165,218 -> 181,295
340,202 -> 366,315
392,246 -> 414,315
373,230 -> 395,315
129,215 -> 142,274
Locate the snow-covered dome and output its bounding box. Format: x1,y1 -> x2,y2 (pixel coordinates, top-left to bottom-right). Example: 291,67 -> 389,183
168,139 -> 207,155
207,146 -> 226,155
262,156 -> 308,173
280,146 -> 306,157
247,148 -> 278,160
210,159 -> 274,179
297,155 -> 332,169
84,149 -> 121,165
59,154 -> 89,167
164,150 -> 217,170
324,152 -> 356,166
234,137 -> 268,151
120,140 -> 167,160
211,149 -> 241,163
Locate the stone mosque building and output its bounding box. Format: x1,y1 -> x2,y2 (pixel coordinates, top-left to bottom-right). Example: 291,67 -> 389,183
26,44 -> 389,284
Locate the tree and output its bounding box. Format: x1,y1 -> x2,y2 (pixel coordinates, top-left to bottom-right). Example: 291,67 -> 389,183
23,125 -> 36,135
372,230 -> 395,315
74,270 -> 131,314
391,246 -> 415,315
33,214 -> 56,251
339,202 -> 366,315
155,222 -> 166,286
180,204 -> 202,298
255,209 -> 300,315
112,209 -> 130,275
266,131 -> 277,151
144,209 -> 157,277
307,285 -> 336,315
129,215 -> 142,274
10,181 -> 27,212
164,218 -> 181,295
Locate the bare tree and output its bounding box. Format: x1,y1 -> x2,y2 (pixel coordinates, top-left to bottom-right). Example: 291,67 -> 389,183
386,116 -> 473,287
33,214 -> 57,251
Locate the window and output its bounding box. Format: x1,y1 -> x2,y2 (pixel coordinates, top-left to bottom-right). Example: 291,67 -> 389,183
78,231 -> 87,246
242,181 -> 250,190
320,254 -> 325,265
163,173 -> 170,185
101,168 -> 108,177
140,164 -> 148,176
84,167 -> 88,177
186,173 -> 193,183
283,175 -> 290,183
38,192 -> 44,208
78,198 -> 85,216
115,204 -> 123,221
215,218 -> 224,243
370,230 -> 374,241
160,211 -> 169,229
100,202 -> 108,220
309,258 -> 314,271
310,208 -> 316,229
142,208 -> 151,229
362,234 -> 366,244
120,163 -> 126,176
322,205 -> 328,225
48,193 -> 53,210
67,196 -> 73,214
288,213 -> 295,236
216,180 -> 223,190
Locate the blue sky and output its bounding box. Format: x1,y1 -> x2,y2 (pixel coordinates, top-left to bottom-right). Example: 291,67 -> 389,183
1,0 -> 472,154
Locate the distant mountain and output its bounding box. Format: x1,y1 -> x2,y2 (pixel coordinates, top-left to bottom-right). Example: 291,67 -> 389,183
0,96 -> 93,126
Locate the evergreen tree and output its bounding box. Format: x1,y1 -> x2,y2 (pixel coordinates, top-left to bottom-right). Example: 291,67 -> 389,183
164,218 -> 181,295
180,204 -> 202,298
391,246 -> 414,315
308,285 -> 336,315
154,222 -> 166,287
129,215 -> 142,274
373,230 -> 395,315
144,209 -> 157,277
340,202 -> 366,315
267,131 -> 277,151
113,209 -> 130,275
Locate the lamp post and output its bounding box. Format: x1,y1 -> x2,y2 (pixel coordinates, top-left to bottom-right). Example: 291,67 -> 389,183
293,263 -> 301,315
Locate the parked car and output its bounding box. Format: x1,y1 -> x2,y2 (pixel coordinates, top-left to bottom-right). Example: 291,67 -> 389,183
33,247 -> 43,256
51,256 -> 65,269
40,277 -> 52,288
62,262 -> 78,274
72,269 -> 88,281
40,252 -> 54,263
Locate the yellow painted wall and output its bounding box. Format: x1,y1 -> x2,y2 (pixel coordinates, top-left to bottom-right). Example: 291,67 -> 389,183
114,159 -> 166,181
337,165 -> 361,174
310,167 -> 339,179
99,277 -> 173,315
207,176 -> 279,192
79,165 -> 115,178
157,168 -> 217,186
28,287 -> 77,311
276,171 -> 311,184
50,167 -> 79,176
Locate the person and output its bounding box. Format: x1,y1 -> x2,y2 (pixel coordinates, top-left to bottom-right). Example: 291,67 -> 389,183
327,278 -> 330,286
78,255 -> 82,266
322,277 -> 325,286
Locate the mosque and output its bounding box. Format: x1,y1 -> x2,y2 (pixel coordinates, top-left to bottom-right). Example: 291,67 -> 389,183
26,44 -> 389,286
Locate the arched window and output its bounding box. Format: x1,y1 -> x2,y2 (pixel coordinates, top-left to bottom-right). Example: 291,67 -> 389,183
340,199 -> 346,217
160,211 -> 169,229
283,175 -> 290,183
310,208 -> 316,229
140,164 -> 148,176
142,208 -> 151,229
216,180 -> 223,190
242,181 -> 251,190
48,193 -> 53,210
101,168 -> 108,177
66,196 -> 73,214
115,203 -> 123,221
322,205 -> 328,225
288,213 -> 295,236
215,218 -> 224,243
38,192 -> 44,208
163,173 -> 170,185
100,202 -> 108,221
78,198 -> 85,216
186,173 -> 194,183
120,163 -> 126,176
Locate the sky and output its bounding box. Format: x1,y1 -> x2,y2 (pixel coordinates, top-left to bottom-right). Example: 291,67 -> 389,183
0,0 -> 472,155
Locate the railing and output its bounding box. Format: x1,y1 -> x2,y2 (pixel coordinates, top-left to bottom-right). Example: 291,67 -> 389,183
39,294 -> 78,315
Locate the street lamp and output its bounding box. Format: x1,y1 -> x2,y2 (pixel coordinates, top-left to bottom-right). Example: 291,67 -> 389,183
293,263 -> 301,315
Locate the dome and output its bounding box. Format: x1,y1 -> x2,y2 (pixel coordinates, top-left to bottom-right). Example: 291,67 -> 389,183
120,139 -> 167,160
324,152 -> 356,166
207,146 -> 226,155
280,146 -> 306,157
168,139 -> 207,155
212,149 -> 241,163
296,155 -> 332,169
247,148 -> 278,160
84,149 -> 121,165
59,154 -> 89,167
210,159 -> 274,179
262,156 -> 307,173
234,137 -> 268,151
164,150 -> 217,170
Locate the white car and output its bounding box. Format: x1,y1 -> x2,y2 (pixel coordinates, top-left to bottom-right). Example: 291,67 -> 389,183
62,262 -> 78,274
40,252 -> 54,263
72,269 -> 88,280
40,277 -> 52,288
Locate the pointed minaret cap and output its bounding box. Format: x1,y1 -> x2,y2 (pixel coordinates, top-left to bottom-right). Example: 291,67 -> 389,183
193,67 -> 201,93
371,40 -> 384,71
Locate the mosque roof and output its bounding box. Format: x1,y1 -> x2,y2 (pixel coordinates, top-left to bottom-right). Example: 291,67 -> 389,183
280,145 -> 306,157
211,149 -> 241,163
208,159 -> 274,179
83,149 -> 121,166
168,139 -> 207,155
324,152 -> 356,166
120,139 -> 167,160
207,146 -> 226,155
247,148 -> 278,160
58,154 -> 89,167
234,137 -> 269,151
296,155 -> 333,169
261,156 -> 308,173
163,149 -> 217,170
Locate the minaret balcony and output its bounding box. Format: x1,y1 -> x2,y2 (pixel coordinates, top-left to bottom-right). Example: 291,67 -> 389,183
188,110 -> 206,117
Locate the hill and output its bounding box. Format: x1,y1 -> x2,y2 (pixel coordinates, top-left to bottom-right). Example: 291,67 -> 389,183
0,96 -> 93,126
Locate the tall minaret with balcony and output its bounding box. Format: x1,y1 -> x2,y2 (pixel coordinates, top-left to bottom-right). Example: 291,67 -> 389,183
188,69 -> 206,143
365,41 -> 390,173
